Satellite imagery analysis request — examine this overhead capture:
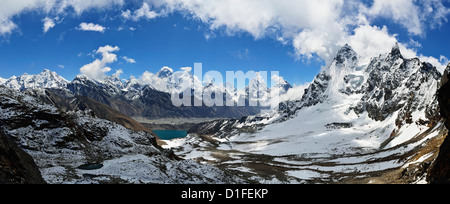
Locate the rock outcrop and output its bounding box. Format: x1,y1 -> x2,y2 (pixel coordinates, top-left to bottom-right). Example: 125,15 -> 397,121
0,130 -> 46,184
428,64 -> 450,183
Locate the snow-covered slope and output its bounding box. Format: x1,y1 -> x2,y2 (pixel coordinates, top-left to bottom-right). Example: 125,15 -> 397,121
0,86 -> 239,184
170,44 -> 446,183
1,69 -> 69,91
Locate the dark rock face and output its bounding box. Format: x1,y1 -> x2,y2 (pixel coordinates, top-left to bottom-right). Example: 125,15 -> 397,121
335,44 -> 358,65
353,50 -> 441,123
0,130 -> 46,184
325,123 -> 353,130
428,65 -> 450,184
299,73 -> 331,108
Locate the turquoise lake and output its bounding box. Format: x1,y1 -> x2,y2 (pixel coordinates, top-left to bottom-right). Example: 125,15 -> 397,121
153,130 -> 188,140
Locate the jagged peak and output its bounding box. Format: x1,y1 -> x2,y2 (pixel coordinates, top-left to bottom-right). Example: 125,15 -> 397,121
334,44 -> 358,65
337,44 -> 353,53
39,69 -> 69,82
388,42 -> 403,60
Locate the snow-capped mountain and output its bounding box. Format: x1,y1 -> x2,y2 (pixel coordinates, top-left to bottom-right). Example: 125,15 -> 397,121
0,67 -> 273,119
172,44 -> 447,183
2,69 -> 69,91
0,66 -> 290,111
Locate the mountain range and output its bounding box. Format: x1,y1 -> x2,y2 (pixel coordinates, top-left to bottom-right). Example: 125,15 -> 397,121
1,43 -> 450,184
0,67 -> 294,120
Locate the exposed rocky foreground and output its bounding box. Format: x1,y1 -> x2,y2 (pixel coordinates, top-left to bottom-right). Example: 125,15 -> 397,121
0,130 -> 46,184
428,65 -> 450,183
0,87 -> 240,184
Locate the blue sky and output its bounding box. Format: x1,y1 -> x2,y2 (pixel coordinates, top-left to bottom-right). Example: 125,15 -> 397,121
0,0 -> 449,86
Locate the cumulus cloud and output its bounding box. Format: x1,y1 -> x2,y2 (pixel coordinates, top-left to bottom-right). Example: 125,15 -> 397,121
42,16 -> 62,33
42,17 -> 55,33
363,0 -> 450,35
347,25 -> 399,64
365,0 -> 423,35
77,22 -> 106,32
80,45 -> 120,81
138,70 -> 168,91
0,19 -> 17,35
1,0 -> 449,73
149,0 -> 449,70
122,2 -> 159,21
279,83 -> 310,103
0,0 -> 124,35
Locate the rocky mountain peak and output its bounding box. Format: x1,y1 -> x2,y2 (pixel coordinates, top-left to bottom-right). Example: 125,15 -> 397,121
335,44 -> 358,66
385,42 -> 403,64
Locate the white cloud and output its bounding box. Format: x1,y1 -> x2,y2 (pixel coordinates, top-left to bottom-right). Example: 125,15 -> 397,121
77,22 -> 106,32
152,0 -> 450,65
122,2 -> 159,21
123,56 -> 136,63
42,17 -> 56,33
113,69 -> 123,77
347,25 -> 398,64
365,0 -> 422,35
0,0 -> 124,36
0,0 -> 449,73
80,45 -> 120,81
420,0 -> 450,29
363,0 -> 450,36
278,83 -> 310,103
159,0 -> 346,39
138,70 -> 171,91
0,18 -> 17,35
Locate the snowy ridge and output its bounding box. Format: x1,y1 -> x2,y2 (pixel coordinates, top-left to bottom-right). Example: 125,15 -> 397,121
1,69 -> 69,91
0,67 -> 293,110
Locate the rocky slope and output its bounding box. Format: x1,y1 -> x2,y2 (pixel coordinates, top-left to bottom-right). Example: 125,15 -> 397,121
0,86 -> 240,184
0,130 -> 46,184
